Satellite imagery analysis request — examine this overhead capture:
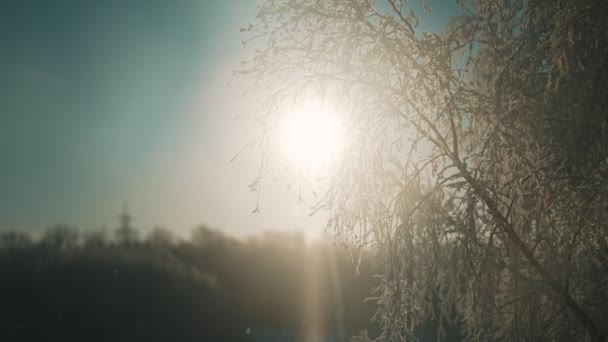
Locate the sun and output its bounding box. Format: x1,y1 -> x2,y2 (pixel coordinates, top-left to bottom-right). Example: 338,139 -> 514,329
281,104 -> 344,169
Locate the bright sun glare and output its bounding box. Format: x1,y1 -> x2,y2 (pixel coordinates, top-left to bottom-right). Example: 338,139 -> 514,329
281,105 -> 344,169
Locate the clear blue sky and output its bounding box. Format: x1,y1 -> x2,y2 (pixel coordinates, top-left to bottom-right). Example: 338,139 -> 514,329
0,0 -> 461,237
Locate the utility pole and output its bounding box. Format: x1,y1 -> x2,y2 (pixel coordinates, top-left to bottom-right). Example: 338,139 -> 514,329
115,202 -> 138,245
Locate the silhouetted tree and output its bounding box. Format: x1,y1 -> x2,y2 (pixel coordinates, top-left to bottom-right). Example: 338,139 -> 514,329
0,231 -> 32,249
83,226 -> 109,248
239,0 -> 608,340
191,225 -> 232,251
41,225 -> 79,251
146,226 -> 175,247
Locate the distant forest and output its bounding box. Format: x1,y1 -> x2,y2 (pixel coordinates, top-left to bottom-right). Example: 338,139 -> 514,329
0,223 -> 462,341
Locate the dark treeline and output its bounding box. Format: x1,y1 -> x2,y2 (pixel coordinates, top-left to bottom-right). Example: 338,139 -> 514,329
0,224 -> 380,341
0,224 -> 462,341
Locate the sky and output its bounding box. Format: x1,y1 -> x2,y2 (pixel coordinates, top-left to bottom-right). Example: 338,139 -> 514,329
0,0 -> 461,238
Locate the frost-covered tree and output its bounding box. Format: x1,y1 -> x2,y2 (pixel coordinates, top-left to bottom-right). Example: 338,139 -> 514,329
238,0 -> 608,340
